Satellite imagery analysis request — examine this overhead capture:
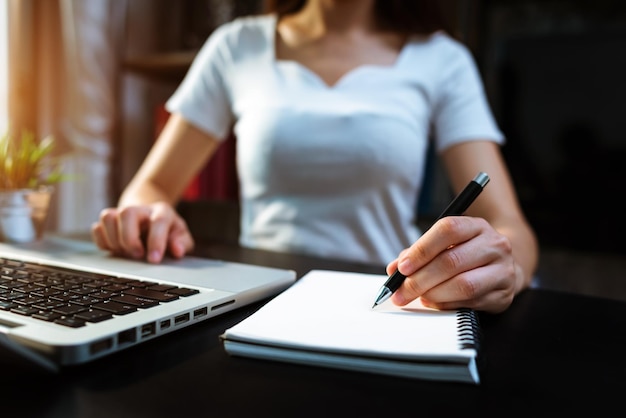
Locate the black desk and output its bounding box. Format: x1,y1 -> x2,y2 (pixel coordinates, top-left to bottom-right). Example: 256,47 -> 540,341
3,242 -> 625,417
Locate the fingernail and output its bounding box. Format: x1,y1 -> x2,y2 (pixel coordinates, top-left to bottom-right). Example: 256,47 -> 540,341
148,250 -> 161,263
392,292 -> 406,305
398,258 -> 412,273
174,241 -> 185,255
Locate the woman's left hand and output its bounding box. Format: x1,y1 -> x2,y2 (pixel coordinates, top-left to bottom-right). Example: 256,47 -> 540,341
386,215 -> 522,314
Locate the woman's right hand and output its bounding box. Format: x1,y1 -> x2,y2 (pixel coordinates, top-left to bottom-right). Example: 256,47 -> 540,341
91,202 -> 195,264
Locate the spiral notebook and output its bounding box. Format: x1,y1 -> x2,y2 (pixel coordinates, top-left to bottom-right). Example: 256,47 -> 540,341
221,270 -> 482,384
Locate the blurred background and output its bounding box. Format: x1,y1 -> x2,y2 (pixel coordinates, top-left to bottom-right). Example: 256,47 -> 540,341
2,0 -> 625,294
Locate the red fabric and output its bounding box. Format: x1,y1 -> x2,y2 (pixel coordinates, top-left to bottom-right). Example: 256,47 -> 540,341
154,104 -> 238,202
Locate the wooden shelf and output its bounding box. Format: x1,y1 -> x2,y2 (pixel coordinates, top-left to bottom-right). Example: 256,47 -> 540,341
123,50 -> 198,82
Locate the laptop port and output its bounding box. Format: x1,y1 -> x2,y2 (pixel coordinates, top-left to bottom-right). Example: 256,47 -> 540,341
141,322 -> 156,339
193,307 -> 208,318
174,313 -> 190,325
89,338 -> 113,355
211,300 -> 235,311
160,319 -> 171,330
118,329 -> 136,345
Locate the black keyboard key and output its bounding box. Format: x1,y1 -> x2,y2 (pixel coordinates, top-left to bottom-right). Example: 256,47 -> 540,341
169,287 -> 200,297
49,292 -> 81,303
123,288 -> 178,302
0,300 -> 16,310
90,290 -> 119,299
54,317 -> 86,328
53,304 -> 88,316
10,306 -> 39,316
32,311 -> 62,321
15,284 -> 42,293
16,275 -> 43,284
71,296 -> 103,306
32,300 -> 66,310
51,283 -> 81,291
30,288 -> 62,298
111,294 -> 159,308
69,287 -> 97,296
0,291 -> 26,301
102,284 -> 129,292
64,276 -> 93,285
10,270 -> 29,280
124,280 -> 148,288
38,278 -> 64,287
92,300 -> 137,315
14,296 -> 45,306
108,277 -> 134,284
84,280 -> 111,289
0,281 -> 24,290
75,309 -> 113,323
146,284 -> 176,292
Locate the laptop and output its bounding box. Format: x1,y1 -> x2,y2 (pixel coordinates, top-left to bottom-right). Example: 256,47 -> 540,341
0,235 -> 296,371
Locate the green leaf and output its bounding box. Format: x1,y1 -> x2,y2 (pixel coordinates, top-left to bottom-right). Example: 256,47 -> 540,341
0,130 -> 68,190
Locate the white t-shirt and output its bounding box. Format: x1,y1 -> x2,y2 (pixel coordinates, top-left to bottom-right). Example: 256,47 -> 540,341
166,14 -> 504,265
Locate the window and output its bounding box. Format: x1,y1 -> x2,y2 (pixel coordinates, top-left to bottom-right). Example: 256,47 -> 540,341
0,1 -> 8,134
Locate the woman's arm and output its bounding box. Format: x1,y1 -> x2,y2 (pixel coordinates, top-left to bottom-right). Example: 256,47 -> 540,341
442,140 -> 538,292
386,140 -> 539,313
92,113 -> 223,263
120,112 -> 222,206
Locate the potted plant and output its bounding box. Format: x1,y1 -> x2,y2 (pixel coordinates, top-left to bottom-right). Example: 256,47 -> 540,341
0,130 -> 65,243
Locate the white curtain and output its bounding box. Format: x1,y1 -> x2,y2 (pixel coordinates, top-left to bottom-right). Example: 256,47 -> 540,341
55,0 -> 213,233
9,0 -> 247,234
56,0 -> 127,233
0,2 -> 8,135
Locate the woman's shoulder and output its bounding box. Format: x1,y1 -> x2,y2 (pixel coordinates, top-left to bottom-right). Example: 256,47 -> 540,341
402,31 -> 477,74
212,13 -> 275,42
406,31 -> 472,59
203,13 -> 275,58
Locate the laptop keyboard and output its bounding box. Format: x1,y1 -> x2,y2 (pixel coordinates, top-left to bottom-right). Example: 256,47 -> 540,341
0,257 -> 199,328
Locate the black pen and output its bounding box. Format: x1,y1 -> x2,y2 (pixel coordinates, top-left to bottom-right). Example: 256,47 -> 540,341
371,171 -> 490,308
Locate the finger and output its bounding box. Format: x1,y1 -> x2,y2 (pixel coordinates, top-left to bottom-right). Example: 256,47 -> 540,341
420,265 -> 515,313
142,204 -> 178,263
145,224 -> 168,263
396,216 -> 481,276
420,274 -> 515,313
167,218 -> 194,259
412,225 -> 515,309
91,222 -> 110,251
385,248 -> 409,275
117,206 -> 153,259
386,261 -> 398,276
98,208 -> 123,253
405,235 -> 498,298
391,219 -> 493,306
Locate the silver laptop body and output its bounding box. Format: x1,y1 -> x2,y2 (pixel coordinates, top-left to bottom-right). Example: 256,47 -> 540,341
0,236 -> 296,369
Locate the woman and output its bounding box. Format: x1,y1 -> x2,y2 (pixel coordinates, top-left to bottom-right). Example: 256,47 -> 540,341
92,0 -> 538,313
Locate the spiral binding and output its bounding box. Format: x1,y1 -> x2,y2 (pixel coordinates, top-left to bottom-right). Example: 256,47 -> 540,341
456,308 -> 481,350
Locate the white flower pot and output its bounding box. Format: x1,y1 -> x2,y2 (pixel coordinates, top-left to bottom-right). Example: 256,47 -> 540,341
0,187 -> 53,243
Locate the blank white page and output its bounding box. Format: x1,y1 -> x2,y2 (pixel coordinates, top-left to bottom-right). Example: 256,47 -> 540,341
224,270 -> 474,360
